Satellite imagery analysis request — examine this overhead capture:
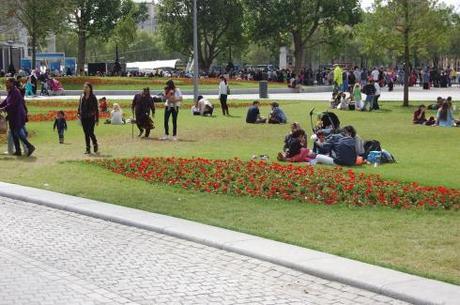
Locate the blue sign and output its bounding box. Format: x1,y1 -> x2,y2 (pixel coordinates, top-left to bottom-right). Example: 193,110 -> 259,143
64,58 -> 76,75
36,52 -> 65,59
20,58 -> 32,72
49,61 -> 61,72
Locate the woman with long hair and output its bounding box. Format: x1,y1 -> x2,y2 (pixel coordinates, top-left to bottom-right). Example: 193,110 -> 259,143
161,80 -> 182,141
218,75 -> 229,116
77,82 -> 99,153
436,101 -> 454,127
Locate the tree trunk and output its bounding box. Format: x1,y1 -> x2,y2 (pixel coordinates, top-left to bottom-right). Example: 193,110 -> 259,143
403,0 -> 410,107
31,33 -> 37,71
77,31 -> 86,75
293,32 -> 305,75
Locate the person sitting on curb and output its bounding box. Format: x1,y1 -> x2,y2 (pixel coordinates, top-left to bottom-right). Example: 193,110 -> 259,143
246,101 -> 267,124
268,102 -> 287,124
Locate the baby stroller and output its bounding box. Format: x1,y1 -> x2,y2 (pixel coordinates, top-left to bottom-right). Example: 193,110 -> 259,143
40,80 -> 50,96
309,108 -> 341,135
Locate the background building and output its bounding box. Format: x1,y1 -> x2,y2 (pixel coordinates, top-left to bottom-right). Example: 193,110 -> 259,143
137,0 -> 157,33
0,21 -> 28,73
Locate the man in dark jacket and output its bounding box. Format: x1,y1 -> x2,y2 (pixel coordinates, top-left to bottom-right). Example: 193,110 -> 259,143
132,88 -> 155,137
362,79 -> 376,111
0,78 -> 35,156
313,126 -> 357,166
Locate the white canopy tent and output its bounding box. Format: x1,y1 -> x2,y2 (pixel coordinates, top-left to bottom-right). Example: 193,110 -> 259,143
126,59 -> 180,72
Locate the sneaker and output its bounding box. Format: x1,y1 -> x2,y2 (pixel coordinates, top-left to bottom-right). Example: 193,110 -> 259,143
172,136 -> 177,141
160,135 -> 169,141
27,146 -> 35,157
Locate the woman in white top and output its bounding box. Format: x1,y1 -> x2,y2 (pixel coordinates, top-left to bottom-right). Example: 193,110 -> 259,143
110,103 -> 124,125
161,80 -> 182,141
218,75 -> 230,116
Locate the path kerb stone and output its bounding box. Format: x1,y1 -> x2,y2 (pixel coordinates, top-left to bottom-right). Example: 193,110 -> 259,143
0,181 -> 458,305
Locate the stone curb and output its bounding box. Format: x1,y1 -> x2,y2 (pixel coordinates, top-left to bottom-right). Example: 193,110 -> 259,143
0,182 -> 458,305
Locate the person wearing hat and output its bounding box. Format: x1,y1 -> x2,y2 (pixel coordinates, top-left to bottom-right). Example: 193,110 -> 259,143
268,102 -> 287,124
161,80 -> 182,140
132,87 -> 155,138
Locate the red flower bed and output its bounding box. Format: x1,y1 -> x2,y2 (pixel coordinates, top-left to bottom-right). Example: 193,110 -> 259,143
28,110 -> 110,122
90,157 -> 459,210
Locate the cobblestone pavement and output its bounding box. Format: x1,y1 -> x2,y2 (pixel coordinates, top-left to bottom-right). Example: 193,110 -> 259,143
0,197 -> 410,305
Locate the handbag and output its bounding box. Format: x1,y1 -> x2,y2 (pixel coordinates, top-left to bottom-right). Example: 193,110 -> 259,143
0,114 -> 7,134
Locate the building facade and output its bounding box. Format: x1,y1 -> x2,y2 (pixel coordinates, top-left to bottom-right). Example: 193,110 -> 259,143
137,0 -> 157,33
0,21 -> 28,73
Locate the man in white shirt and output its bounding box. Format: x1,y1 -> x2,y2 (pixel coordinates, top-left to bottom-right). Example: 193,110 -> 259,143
373,81 -> 381,110
371,67 -> 379,81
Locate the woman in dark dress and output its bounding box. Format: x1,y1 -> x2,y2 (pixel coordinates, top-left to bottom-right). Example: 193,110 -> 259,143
77,82 -> 99,154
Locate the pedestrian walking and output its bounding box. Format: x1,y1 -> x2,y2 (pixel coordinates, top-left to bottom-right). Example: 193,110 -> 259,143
0,78 -> 35,156
160,80 -> 182,141
53,110 -> 67,144
77,82 -> 99,154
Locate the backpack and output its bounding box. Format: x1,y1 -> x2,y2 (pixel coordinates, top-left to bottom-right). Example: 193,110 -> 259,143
363,140 -> 381,159
380,149 -> 396,163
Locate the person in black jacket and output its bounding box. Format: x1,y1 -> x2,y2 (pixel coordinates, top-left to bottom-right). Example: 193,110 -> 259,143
53,110 -> 67,144
77,82 -> 99,154
313,126 -> 357,166
362,79 -> 376,111
132,88 -> 155,138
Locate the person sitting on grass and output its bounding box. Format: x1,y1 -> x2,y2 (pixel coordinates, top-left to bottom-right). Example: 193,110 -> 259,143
312,125 -> 358,166
436,101 -> 455,127
192,96 -> 214,117
99,97 -> 108,113
413,105 -> 428,124
53,110 -> 67,144
110,103 -> 125,125
246,101 -> 267,124
278,129 -> 316,162
283,122 -> 302,152
268,102 -> 287,124
428,97 -> 443,110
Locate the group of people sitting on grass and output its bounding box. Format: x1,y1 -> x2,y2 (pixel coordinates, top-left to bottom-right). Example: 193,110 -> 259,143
413,96 -> 459,127
246,101 -> 287,124
277,123 -> 363,166
330,80 -> 381,112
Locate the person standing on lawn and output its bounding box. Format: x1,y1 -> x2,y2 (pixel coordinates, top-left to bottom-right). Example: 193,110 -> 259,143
161,80 -> 182,141
0,77 -> 35,157
132,88 -> 155,138
362,79 -> 376,112
218,75 -> 230,116
77,82 -> 99,154
53,110 -> 67,144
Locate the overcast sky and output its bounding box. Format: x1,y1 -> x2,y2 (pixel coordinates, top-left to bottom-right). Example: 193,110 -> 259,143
360,0 -> 460,11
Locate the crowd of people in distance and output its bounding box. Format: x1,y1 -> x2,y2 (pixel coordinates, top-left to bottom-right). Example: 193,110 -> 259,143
413,96 -> 459,127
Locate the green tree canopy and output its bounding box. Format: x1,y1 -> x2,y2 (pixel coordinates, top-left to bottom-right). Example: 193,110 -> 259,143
157,0 -> 245,71
243,0 -> 361,74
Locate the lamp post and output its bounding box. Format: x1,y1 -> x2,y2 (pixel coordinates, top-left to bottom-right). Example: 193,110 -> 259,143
192,0 -> 199,102
7,40 -> 16,74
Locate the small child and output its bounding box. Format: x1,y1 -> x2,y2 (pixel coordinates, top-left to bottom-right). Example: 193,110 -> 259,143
53,111 -> 67,144
99,97 -> 108,113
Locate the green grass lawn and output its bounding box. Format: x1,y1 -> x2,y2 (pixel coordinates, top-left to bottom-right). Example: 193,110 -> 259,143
1,99 -> 459,284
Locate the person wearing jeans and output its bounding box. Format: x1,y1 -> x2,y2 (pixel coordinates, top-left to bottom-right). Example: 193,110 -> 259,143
161,80 -> 182,141
77,82 -> 99,154
0,78 -> 35,157
362,79 -> 376,112
218,75 -> 229,116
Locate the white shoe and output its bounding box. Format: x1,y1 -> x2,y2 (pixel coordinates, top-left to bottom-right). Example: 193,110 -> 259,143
172,136 -> 178,141
160,135 -> 169,141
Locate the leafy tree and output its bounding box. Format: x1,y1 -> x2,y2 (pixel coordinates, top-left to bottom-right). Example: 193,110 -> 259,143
157,0 -> 245,71
355,0 -> 449,106
67,0 -> 146,74
4,0 -> 67,69
243,0 -> 361,74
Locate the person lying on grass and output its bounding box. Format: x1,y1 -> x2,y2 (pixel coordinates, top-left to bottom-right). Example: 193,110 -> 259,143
313,125 -> 358,166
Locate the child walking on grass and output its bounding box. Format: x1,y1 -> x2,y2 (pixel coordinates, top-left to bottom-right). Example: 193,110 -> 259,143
53,110 -> 67,144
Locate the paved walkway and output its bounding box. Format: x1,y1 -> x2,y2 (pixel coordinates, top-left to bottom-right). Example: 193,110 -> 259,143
21,86 -> 460,101
0,196 -> 409,305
